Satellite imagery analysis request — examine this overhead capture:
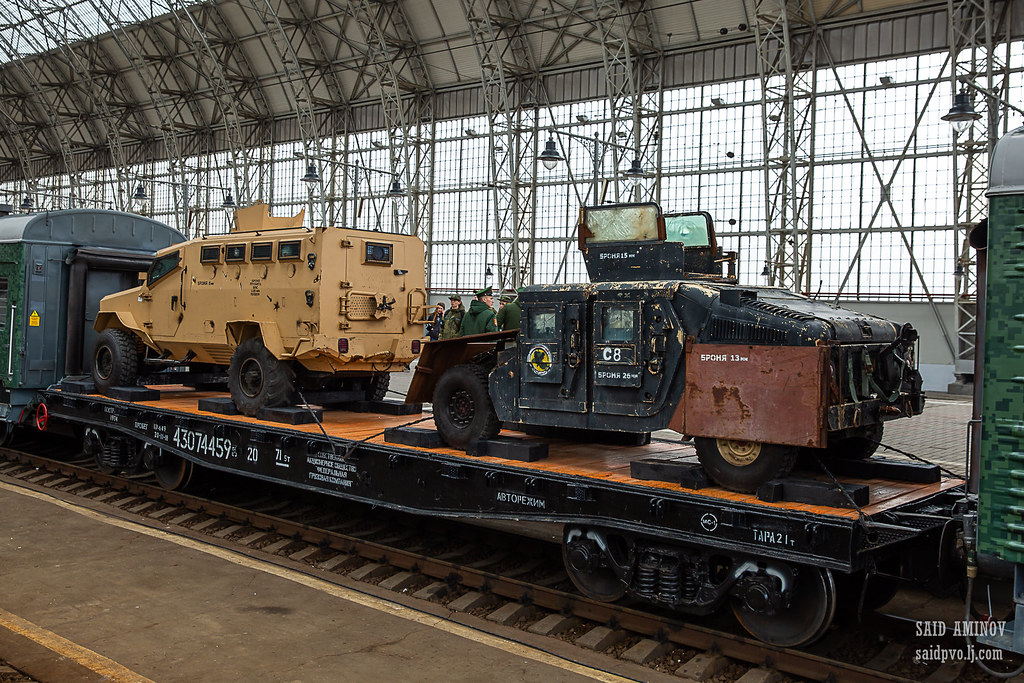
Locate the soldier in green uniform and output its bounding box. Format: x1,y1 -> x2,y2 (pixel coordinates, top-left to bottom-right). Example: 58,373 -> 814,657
439,294 -> 465,340
458,287 -> 498,335
496,288 -> 522,331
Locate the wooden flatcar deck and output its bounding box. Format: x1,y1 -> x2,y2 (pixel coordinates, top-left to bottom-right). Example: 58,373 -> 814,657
94,386 -> 962,521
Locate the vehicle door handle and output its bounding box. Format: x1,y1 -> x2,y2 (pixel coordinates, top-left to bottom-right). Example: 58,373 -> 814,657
566,319 -> 581,368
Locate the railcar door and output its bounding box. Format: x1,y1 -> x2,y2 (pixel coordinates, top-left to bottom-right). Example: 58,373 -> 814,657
0,244 -> 21,389
517,291 -> 588,413
590,291 -> 680,418
22,244 -> 66,388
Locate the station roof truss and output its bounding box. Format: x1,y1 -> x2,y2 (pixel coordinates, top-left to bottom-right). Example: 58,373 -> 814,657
0,0 -> 975,188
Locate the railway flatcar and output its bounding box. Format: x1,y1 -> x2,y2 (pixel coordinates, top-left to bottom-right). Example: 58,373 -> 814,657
24,205 -> 968,649
0,204 -> 183,438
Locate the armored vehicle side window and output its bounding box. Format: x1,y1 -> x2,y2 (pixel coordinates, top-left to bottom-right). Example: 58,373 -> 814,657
364,241 -> 393,265
601,307 -> 635,342
200,245 -> 221,263
664,213 -> 711,247
0,278 -> 7,330
278,240 -> 301,260
251,242 -> 273,261
148,251 -> 180,285
529,309 -> 557,339
225,244 -> 246,262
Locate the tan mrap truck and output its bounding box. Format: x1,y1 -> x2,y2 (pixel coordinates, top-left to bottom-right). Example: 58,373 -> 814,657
91,202 -> 429,415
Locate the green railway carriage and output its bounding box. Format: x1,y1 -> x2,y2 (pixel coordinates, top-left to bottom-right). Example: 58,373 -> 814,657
979,126 -> 1024,566
0,205 -> 183,432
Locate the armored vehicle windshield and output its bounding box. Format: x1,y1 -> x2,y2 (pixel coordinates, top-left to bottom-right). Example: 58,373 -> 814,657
577,203 -> 724,282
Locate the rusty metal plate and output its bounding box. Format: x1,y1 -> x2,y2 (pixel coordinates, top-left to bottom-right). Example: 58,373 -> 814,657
678,344 -> 827,447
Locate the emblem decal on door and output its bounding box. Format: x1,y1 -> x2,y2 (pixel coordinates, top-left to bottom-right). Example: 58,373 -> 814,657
528,344 -> 553,375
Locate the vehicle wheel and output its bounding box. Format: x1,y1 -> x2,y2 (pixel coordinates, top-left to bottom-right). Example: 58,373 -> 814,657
367,373 -> 390,401
694,437 -> 797,493
432,363 -> 500,449
228,338 -> 295,416
92,329 -> 140,393
830,423 -> 883,459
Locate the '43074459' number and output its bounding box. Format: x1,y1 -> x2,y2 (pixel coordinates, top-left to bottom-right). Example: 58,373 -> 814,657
172,427 -> 236,460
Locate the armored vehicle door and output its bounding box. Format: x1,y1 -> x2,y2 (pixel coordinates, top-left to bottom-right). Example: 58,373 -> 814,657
590,290 -> 680,417
143,248 -> 185,338
517,291 -> 587,413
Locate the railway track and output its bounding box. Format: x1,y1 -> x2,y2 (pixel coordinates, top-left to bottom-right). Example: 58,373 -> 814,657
0,443 -> 1009,682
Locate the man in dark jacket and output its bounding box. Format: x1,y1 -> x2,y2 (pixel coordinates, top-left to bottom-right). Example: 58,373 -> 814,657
458,287 -> 498,335
439,295 -> 465,340
496,288 -> 522,331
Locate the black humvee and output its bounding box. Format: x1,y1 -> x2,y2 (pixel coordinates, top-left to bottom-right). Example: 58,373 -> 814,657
409,203 -> 924,492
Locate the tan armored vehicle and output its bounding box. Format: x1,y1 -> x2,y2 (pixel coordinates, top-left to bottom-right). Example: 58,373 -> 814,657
91,202 -> 428,414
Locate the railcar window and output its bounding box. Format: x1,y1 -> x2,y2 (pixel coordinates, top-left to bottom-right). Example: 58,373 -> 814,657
0,278 -> 8,331
147,251 -> 180,285
251,242 -> 273,261
602,307 -> 635,342
199,245 -> 221,263
225,244 -> 246,262
278,240 -> 301,260
529,310 -> 557,339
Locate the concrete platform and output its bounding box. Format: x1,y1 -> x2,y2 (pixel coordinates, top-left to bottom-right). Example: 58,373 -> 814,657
0,480 -> 645,683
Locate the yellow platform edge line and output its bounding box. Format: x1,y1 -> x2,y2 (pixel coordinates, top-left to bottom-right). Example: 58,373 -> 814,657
0,480 -> 631,683
0,604 -> 155,683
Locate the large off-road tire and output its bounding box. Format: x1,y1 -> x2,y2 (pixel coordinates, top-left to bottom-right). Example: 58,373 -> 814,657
92,329 -> 140,393
367,373 -> 390,401
432,363 -> 500,449
694,437 -> 797,493
830,422 -> 883,460
228,338 -> 295,416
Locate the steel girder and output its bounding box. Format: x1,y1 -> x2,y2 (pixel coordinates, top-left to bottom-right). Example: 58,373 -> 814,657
754,0 -> 817,294
16,1 -> 131,210
0,13 -> 82,204
79,0 -> 197,230
349,0 -> 434,237
948,0 -> 1012,377
241,0 -> 323,207
592,0 -> 661,204
458,0 -> 544,289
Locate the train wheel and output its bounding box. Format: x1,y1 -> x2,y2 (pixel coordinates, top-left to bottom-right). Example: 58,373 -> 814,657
694,437 -> 797,492
432,364 -> 500,449
143,444 -> 196,490
562,527 -> 629,602
830,423 -> 883,460
228,338 -> 295,416
154,456 -> 195,490
733,566 -> 837,647
92,329 -> 139,393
